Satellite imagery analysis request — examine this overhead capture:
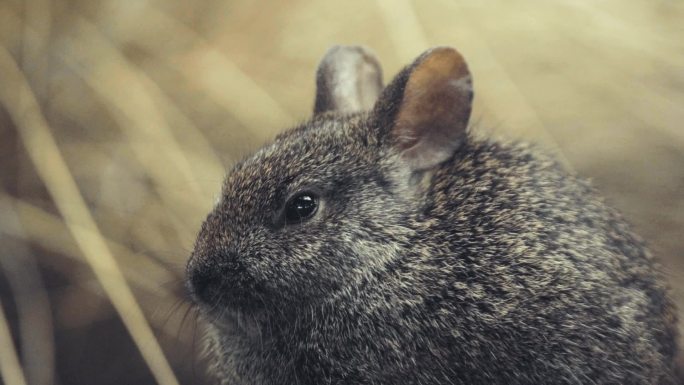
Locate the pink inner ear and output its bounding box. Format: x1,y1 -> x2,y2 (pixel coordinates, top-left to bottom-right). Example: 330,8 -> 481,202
393,47 -> 473,171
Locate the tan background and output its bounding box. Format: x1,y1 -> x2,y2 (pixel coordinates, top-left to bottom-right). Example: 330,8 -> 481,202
0,1 -> 682,384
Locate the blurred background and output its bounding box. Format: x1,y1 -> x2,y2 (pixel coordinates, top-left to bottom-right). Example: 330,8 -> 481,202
0,0 -> 682,384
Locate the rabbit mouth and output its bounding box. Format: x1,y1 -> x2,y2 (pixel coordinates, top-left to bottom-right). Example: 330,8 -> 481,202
202,284 -> 266,311
209,306 -> 266,337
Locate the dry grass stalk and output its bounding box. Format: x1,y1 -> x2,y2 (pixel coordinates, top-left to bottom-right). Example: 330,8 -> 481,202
0,46 -> 181,385
0,299 -> 28,385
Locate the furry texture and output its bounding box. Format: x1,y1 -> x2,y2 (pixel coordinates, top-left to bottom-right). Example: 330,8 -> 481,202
187,46 -> 679,384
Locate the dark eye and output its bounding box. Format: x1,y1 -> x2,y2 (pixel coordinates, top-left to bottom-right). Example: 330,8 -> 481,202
285,192 -> 319,224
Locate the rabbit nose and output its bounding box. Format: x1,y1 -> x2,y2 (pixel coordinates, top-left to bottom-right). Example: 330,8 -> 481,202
186,250 -> 249,306
188,262 -> 223,305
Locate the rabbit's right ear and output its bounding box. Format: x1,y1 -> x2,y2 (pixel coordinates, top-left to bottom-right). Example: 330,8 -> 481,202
314,46 -> 384,115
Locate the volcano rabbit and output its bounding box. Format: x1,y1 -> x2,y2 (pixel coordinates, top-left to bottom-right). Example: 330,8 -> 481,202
186,46 -> 680,384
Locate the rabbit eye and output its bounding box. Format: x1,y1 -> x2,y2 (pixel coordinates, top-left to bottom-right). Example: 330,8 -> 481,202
285,192 -> 318,224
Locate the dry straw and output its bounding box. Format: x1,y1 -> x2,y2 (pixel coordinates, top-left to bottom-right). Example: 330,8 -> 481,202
0,46 -> 181,385
0,299 -> 28,385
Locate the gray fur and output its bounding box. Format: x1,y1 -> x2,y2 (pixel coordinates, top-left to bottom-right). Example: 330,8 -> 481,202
186,46 -> 679,384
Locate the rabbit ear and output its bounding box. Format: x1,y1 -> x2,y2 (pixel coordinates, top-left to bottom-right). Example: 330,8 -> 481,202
373,47 -> 473,171
314,46 -> 384,115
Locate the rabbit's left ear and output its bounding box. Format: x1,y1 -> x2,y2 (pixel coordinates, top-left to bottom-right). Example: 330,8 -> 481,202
373,47 -> 473,172
314,46 -> 384,115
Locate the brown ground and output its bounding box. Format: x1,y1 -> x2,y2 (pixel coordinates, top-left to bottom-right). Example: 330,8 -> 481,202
0,1 -> 682,384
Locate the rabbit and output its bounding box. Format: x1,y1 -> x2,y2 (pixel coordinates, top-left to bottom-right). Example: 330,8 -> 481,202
186,45 -> 680,384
